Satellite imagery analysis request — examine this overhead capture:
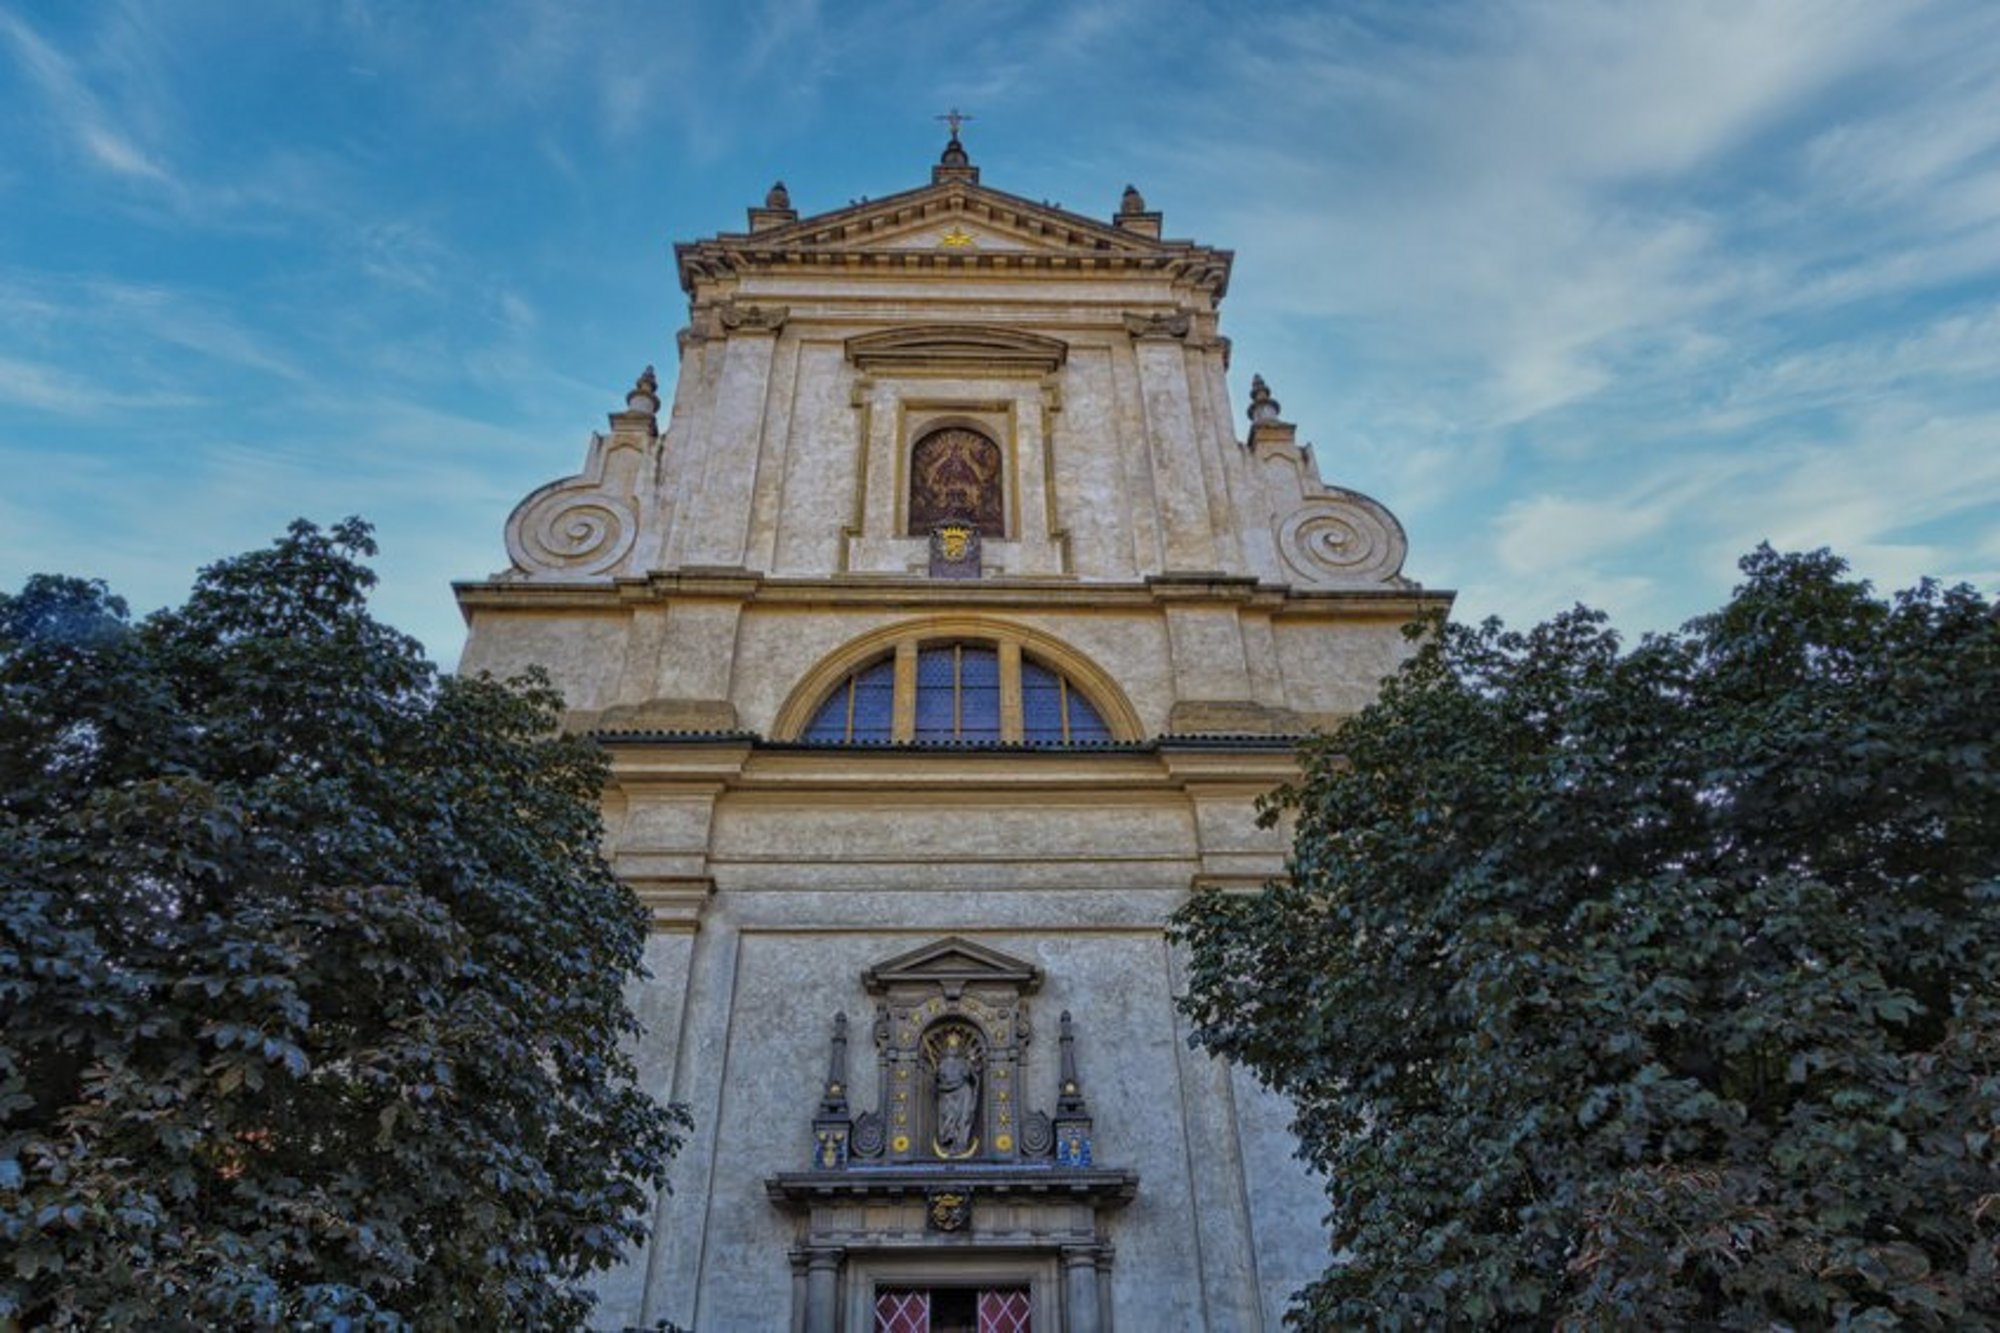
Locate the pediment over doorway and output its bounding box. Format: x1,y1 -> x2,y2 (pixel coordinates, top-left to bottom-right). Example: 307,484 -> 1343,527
863,935 -> 1043,995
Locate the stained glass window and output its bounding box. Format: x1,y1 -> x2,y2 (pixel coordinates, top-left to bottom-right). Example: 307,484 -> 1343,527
979,1289 -> 1032,1333
802,657 -> 895,742
914,645 -> 1002,742
1021,661 -> 1110,744
871,1287 -> 1031,1333
874,1289 -> 931,1333
800,641 -> 1113,746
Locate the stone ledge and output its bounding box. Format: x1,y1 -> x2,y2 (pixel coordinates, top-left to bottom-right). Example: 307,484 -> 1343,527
768,1165 -> 1138,1208
583,697 -> 739,732
1165,699 -> 1307,735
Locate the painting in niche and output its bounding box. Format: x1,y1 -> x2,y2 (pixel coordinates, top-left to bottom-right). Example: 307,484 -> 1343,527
909,427 -> 1004,537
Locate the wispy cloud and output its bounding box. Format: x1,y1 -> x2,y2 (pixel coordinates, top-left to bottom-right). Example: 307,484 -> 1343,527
0,353 -> 195,415
0,9 -> 176,187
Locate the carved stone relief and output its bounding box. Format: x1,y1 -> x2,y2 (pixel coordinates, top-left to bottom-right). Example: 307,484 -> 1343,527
798,937 -> 1100,1171
501,369 -> 657,579
715,301 -> 790,334
1274,491 -> 1409,587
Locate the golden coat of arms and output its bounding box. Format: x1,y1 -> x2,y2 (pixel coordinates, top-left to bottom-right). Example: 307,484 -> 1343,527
927,1189 -> 971,1232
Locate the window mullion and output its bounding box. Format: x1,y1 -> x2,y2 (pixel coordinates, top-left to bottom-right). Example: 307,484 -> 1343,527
998,641 -> 1024,743
892,641 -> 918,743
951,644 -> 963,738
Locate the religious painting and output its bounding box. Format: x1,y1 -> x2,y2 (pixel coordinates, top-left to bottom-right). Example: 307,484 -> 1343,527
909,427 -> 1004,537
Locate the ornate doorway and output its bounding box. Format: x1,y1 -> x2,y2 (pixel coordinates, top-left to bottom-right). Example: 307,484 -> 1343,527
769,938 -> 1135,1333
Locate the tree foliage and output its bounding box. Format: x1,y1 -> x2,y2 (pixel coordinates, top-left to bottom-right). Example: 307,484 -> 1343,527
1,520 -> 685,1330
1174,548 -> 2000,1330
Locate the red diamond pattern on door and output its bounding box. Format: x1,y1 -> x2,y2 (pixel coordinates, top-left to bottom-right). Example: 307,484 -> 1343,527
876,1289 -> 930,1333
978,1288 -> 1032,1333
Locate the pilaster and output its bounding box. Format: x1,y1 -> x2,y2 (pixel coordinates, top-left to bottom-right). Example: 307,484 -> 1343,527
1131,328 -> 1221,572
683,307 -> 787,568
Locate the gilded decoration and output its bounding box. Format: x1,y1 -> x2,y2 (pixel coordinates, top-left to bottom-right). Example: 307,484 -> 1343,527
909,427 -> 1003,537
928,522 -> 981,579
936,525 -> 974,561
927,1190 -> 971,1232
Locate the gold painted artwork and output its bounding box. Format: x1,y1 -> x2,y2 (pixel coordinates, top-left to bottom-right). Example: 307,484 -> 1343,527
909,427 -> 1003,536
938,226 -> 977,248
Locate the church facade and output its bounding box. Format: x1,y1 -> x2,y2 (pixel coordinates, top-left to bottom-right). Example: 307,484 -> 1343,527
455,134 -> 1448,1332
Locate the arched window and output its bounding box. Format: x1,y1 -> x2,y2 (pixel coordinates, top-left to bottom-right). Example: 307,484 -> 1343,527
801,657 -> 895,742
1021,659 -> 1112,744
799,639 -> 1115,745
908,426 -> 1004,537
915,644 -> 1002,742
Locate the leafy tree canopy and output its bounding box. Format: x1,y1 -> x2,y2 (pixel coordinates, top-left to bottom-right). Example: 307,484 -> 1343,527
1,519 -> 685,1330
1174,548 -> 2000,1330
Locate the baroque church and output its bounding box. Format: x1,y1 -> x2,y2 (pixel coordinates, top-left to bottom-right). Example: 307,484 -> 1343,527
454,130 -> 1449,1333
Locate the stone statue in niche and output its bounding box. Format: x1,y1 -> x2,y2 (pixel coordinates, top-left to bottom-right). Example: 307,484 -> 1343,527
909,427 -> 1003,537
926,1024 -> 982,1157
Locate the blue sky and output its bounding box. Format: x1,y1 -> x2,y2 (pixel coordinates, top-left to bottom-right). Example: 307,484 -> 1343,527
3,1 -> 1996,666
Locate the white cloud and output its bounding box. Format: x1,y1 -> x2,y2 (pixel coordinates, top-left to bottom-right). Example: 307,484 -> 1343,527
1493,492 -> 1674,578
0,10 -> 178,189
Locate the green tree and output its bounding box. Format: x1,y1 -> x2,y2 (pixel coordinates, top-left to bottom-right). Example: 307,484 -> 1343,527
1174,548 -> 2000,1330
1,519 -> 686,1330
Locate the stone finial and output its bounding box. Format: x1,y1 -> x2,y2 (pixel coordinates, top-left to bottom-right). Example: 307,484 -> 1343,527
1247,373 -> 1283,425
625,365 -> 660,415
1112,182 -> 1162,235
749,180 -> 798,231
820,1011 -> 851,1116
1053,1009 -> 1093,1167
940,134 -> 969,168
811,1012 -> 854,1170
1057,1010 -> 1084,1108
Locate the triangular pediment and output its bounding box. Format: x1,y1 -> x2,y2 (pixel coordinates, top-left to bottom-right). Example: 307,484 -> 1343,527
677,179 -> 1233,297
755,182 -> 1168,255
864,935 -> 1043,993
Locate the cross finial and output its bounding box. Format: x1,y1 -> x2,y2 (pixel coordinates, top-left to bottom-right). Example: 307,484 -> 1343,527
935,107 -> 973,139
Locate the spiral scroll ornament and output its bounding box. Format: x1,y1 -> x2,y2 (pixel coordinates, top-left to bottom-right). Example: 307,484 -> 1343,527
506,487 -> 638,577
1276,495 -> 1407,587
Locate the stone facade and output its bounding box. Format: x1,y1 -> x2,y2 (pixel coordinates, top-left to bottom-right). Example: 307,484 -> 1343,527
455,135 -> 1451,1332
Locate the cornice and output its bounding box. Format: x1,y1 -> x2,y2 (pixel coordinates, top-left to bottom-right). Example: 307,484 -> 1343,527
676,180 -> 1232,299
768,1166 -> 1139,1208
597,740 -> 1304,797
454,573 -> 1451,619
